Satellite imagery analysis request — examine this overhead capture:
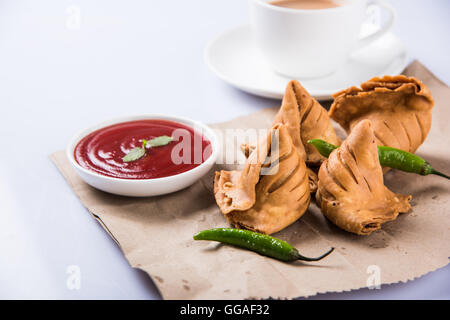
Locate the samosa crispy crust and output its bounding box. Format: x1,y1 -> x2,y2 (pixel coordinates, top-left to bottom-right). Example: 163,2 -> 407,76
272,80 -> 341,192
329,75 -> 434,154
214,124 -> 310,235
316,120 -> 412,235
283,80 -> 341,165
241,80 -> 340,193
243,80 -> 341,165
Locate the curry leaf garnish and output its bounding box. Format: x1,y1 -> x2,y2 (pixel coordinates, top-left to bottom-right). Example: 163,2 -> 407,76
122,136 -> 173,163
146,135 -> 174,148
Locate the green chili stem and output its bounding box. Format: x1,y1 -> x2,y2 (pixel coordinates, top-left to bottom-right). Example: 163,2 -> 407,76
431,169 -> 450,180
308,139 -> 450,180
194,228 -> 334,262
294,247 -> 335,261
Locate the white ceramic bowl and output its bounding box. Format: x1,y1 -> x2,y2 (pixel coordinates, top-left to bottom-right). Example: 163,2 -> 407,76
66,114 -> 219,197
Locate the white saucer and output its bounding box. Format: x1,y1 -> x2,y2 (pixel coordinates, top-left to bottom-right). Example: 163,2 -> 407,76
205,25 -> 408,100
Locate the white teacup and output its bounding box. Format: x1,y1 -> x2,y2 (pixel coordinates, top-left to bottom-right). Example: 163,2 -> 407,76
250,0 -> 396,78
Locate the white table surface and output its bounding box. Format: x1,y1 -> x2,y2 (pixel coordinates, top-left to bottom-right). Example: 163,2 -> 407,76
0,0 -> 448,299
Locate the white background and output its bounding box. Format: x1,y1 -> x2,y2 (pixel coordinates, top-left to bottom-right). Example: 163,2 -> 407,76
0,0 -> 448,299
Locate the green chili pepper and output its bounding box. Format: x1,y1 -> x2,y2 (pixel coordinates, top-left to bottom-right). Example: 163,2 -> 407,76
308,139 -> 336,158
308,139 -> 450,180
193,228 -> 334,262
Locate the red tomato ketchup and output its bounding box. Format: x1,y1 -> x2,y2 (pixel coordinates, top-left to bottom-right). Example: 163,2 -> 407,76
74,119 -> 212,179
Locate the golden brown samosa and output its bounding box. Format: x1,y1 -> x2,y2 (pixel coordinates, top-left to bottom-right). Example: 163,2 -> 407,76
316,120 -> 412,235
243,80 -> 341,165
214,123 -> 310,235
281,80 -> 341,165
329,75 -> 434,154
241,80 -> 341,193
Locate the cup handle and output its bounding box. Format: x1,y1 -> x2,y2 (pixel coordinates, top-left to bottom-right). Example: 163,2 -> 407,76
355,0 -> 396,50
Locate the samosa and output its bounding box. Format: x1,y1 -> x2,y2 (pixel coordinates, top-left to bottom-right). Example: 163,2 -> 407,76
241,80 -> 341,192
215,123 -> 310,235
243,80 -> 341,165
329,75 -> 434,154
316,120 -> 412,235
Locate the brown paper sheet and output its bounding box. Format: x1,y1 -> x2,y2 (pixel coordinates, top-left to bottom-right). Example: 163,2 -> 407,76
50,61 -> 449,299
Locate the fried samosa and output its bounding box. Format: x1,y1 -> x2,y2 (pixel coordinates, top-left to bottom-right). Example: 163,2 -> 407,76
281,80 -> 341,165
329,75 -> 434,154
241,80 -> 341,193
316,119 -> 412,235
214,123 -> 310,235
243,80 -> 341,165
